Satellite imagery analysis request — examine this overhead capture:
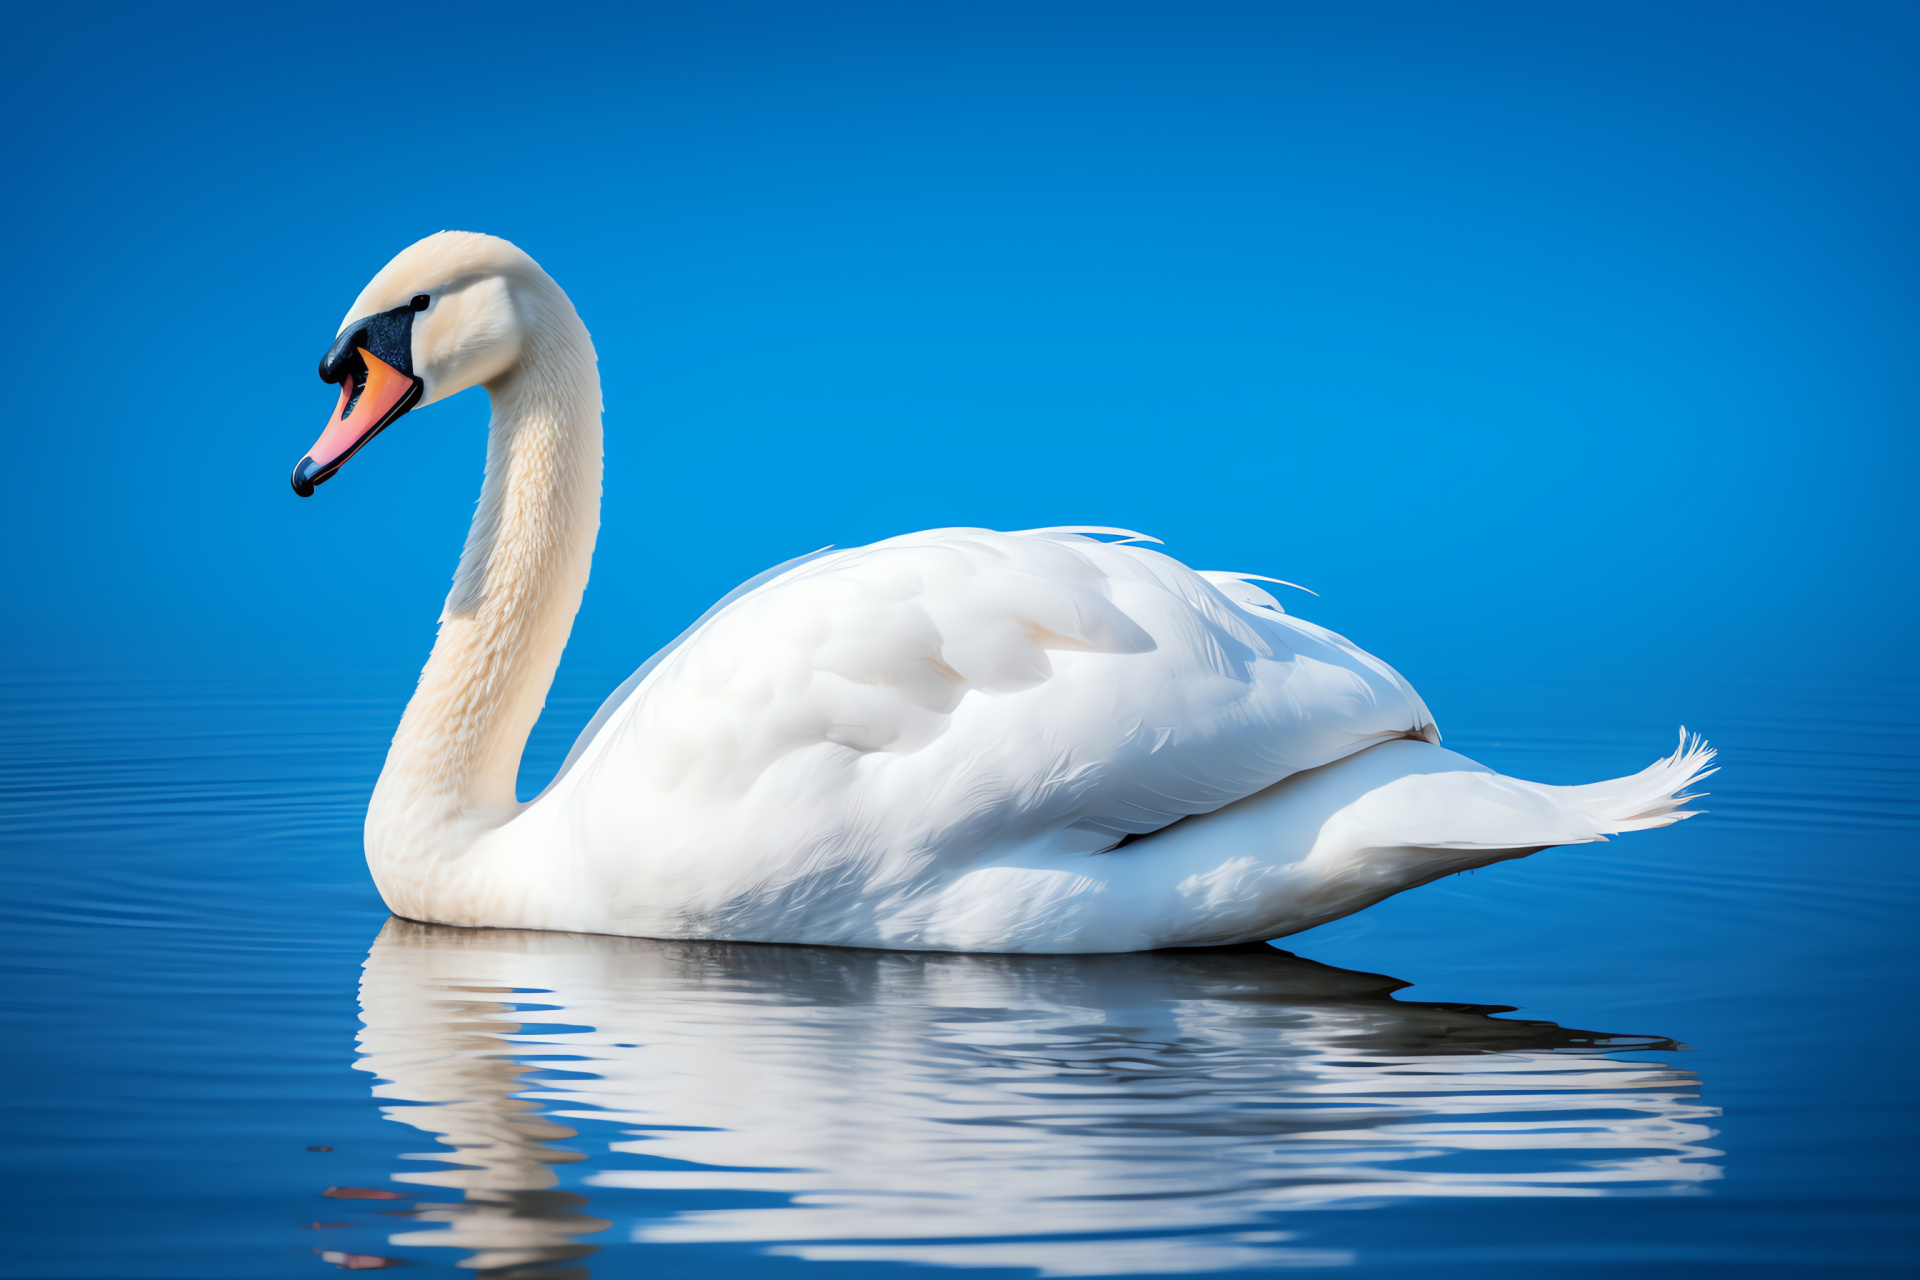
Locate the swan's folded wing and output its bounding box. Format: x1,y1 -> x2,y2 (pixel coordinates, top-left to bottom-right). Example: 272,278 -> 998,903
547,529 -> 1433,922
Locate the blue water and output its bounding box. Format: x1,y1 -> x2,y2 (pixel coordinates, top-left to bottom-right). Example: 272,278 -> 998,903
1,669 -> 1912,1277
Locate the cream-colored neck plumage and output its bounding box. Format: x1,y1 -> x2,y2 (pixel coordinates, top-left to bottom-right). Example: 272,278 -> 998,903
366,289 -> 602,917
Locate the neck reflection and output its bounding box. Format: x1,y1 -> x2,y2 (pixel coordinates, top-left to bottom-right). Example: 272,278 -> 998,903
353,920 -> 1719,1275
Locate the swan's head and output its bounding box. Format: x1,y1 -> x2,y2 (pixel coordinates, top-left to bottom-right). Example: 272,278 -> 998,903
292,231 -> 550,496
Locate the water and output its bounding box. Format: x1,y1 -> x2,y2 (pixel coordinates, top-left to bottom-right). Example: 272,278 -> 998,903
1,669 -> 1914,1277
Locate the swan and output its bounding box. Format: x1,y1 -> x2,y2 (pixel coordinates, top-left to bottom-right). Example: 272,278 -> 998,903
293,230 -> 1713,953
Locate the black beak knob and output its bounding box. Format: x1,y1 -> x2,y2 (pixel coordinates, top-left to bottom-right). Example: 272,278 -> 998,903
319,302 -> 419,384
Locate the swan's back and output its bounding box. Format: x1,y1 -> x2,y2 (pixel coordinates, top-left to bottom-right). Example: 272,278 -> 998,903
512,529 -> 1434,945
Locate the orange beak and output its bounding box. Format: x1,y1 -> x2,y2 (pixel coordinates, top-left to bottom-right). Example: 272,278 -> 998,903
291,347 -> 421,496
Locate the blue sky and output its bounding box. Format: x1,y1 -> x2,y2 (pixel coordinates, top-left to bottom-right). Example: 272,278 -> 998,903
3,1 -> 1914,693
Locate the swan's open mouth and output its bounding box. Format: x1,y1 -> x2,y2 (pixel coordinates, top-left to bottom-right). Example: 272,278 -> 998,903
292,346 -> 421,496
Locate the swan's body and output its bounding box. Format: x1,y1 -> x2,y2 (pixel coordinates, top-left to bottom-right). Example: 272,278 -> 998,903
298,232 -> 1711,953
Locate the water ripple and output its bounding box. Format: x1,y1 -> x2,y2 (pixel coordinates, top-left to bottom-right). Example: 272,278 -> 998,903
355,925 -> 1720,1275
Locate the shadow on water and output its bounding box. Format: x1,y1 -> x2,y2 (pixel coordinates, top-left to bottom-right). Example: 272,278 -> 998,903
350,920 -> 1720,1276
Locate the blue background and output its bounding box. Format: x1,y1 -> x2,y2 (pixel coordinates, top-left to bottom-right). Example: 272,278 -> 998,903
3,6 -> 1918,1275
3,0 -> 1915,703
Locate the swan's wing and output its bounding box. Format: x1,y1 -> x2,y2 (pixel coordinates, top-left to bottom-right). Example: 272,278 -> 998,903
539,542 -> 841,797
544,529 -> 1433,933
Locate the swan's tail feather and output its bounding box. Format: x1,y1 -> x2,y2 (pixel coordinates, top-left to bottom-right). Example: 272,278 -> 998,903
1112,732 -> 1716,950
1560,729 -> 1716,835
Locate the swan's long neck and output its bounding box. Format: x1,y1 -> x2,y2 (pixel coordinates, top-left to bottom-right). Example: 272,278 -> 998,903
366,299 -> 602,918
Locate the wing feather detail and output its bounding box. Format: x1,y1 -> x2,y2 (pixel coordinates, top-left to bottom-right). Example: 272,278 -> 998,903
545,529 -> 1433,939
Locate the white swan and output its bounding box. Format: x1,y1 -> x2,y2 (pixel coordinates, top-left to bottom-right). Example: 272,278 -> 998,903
294,231 -> 1712,953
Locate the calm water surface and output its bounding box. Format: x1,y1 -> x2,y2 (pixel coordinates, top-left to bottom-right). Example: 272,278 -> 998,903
1,670 -> 1913,1277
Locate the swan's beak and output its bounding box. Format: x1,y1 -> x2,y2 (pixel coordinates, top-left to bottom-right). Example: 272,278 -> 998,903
291,347 -> 421,496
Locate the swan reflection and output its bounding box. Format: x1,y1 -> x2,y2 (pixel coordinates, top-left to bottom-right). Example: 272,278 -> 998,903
354,920 -> 1719,1274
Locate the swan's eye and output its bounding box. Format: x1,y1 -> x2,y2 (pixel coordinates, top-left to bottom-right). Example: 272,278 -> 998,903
410,295 -> 430,311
